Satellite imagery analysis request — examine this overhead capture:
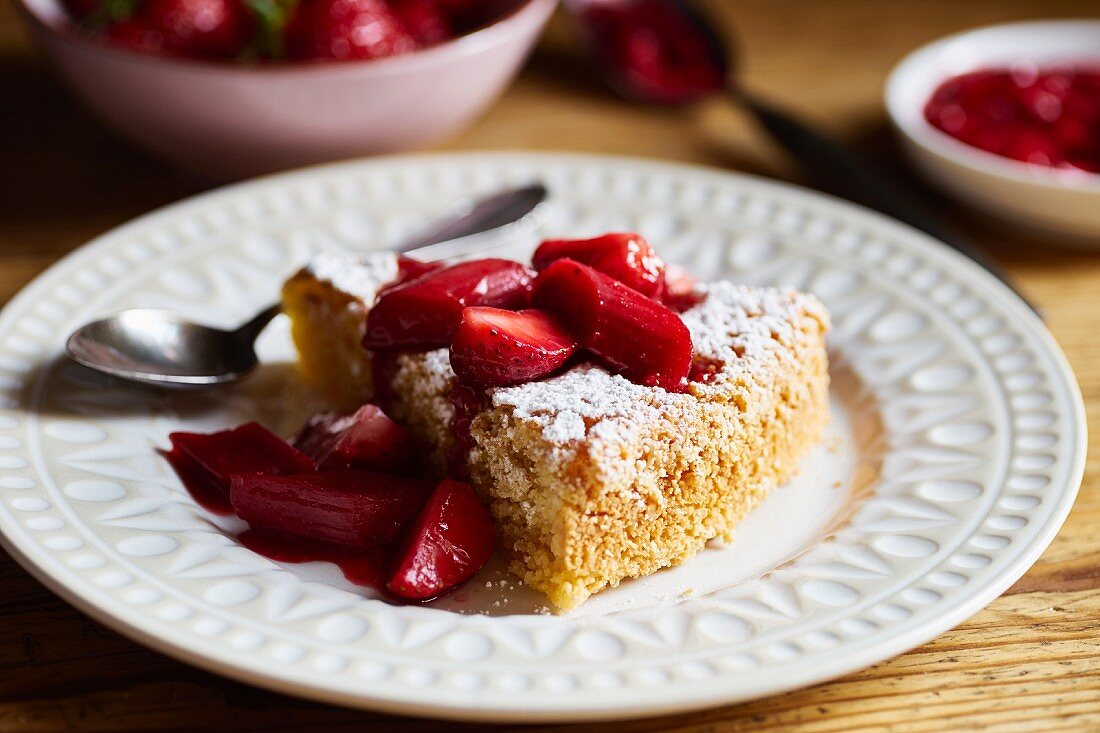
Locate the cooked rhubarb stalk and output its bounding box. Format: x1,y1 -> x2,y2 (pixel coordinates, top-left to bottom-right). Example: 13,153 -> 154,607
293,404 -> 416,472
230,471 -> 433,549
387,479 -> 494,600
534,258 -> 694,391
363,259 -> 535,350
533,232 -> 667,298
376,256 -> 443,296
167,423 -> 315,511
449,307 -> 577,389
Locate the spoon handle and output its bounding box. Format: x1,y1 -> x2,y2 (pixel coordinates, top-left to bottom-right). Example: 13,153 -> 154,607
241,184 -> 550,331
733,88 -> 1042,317
393,183 -> 548,256
235,303 -> 283,343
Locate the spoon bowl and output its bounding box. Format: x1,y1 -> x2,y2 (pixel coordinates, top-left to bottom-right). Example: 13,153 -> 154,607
66,307 -> 278,388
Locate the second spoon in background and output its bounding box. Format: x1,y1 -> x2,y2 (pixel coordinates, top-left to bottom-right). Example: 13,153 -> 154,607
563,0 -> 1041,316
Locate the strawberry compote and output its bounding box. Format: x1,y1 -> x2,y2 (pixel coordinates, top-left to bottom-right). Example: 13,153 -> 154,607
924,65 -> 1100,173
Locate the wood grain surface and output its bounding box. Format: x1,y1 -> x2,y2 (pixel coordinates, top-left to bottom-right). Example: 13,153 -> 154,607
2,0 -> 1099,730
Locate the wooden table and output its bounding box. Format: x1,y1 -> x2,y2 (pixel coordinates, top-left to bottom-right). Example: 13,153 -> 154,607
2,0 -> 1099,730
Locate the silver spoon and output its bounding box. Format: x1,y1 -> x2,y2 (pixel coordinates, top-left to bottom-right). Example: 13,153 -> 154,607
564,0 -> 1039,315
66,183 -> 548,388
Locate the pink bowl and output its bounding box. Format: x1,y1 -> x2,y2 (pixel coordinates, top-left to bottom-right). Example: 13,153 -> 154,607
17,0 -> 557,179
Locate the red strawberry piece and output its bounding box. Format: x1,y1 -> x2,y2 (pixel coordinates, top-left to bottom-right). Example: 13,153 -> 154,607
134,0 -> 254,58
386,478 -> 493,600
449,307 -> 576,390
230,470 -> 433,549
534,258 -> 693,392
285,0 -> 417,61
103,20 -> 168,54
363,258 -> 535,350
532,232 -> 666,298
390,0 -> 453,45
167,422 -> 315,514
293,404 -> 416,472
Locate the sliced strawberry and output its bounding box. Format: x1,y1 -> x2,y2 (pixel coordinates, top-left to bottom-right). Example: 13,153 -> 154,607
285,0 -> 417,61
135,0 -> 254,58
532,232 -> 666,298
167,422 -> 315,514
449,307 -> 576,390
534,259 -> 693,392
386,478 -> 494,600
363,258 -> 535,350
293,404 -> 416,473
230,470 -> 433,549
390,0 -> 453,45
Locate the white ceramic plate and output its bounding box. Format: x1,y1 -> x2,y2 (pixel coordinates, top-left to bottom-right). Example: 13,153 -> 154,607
0,153 -> 1084,722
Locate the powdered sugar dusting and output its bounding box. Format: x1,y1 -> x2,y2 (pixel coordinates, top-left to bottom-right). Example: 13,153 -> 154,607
488,283 -> 829,450
685,282 -> 829,394
392,348 -> 456,433
496,365 -> 670,444
307,251 -> 398,303
299,253 -> 829,468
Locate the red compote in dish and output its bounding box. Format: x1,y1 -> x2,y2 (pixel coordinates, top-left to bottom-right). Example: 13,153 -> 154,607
164,232 -> 831,611
925,65 -> 1100,173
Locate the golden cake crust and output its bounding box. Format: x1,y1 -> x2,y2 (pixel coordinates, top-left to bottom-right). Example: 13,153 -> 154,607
282,252 -> 831,611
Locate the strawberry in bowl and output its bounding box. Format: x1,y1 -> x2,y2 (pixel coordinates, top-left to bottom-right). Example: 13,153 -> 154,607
14,0 -> 557,177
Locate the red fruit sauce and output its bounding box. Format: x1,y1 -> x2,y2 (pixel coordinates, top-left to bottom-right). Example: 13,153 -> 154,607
924,65 -> 1100,173
688,356 -> 723,384
164,447 -> 234,514
238,528 -> 391,590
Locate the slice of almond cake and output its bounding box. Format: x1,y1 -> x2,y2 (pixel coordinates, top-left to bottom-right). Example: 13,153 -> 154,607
282,249 -> 829,611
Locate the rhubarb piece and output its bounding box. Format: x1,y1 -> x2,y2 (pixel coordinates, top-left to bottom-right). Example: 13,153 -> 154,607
375,255 -> 445,298
363,258 -> 535,350
386,479 -> 494,600
446,381 -> 485,479
532,232 -> 666,298
167,423 -> 314,513
395,255 -> 443,284
293,404 -> 416,472
534,259 -> 693,391
230,470 -> 433,549
449,307 -> 577,390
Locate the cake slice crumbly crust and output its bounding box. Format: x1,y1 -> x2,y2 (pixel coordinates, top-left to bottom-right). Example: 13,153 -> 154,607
283,253 -> 830,611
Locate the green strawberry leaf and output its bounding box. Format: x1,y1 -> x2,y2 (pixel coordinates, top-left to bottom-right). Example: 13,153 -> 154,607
85,0 -> 142,31
247,0 -> 297,59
